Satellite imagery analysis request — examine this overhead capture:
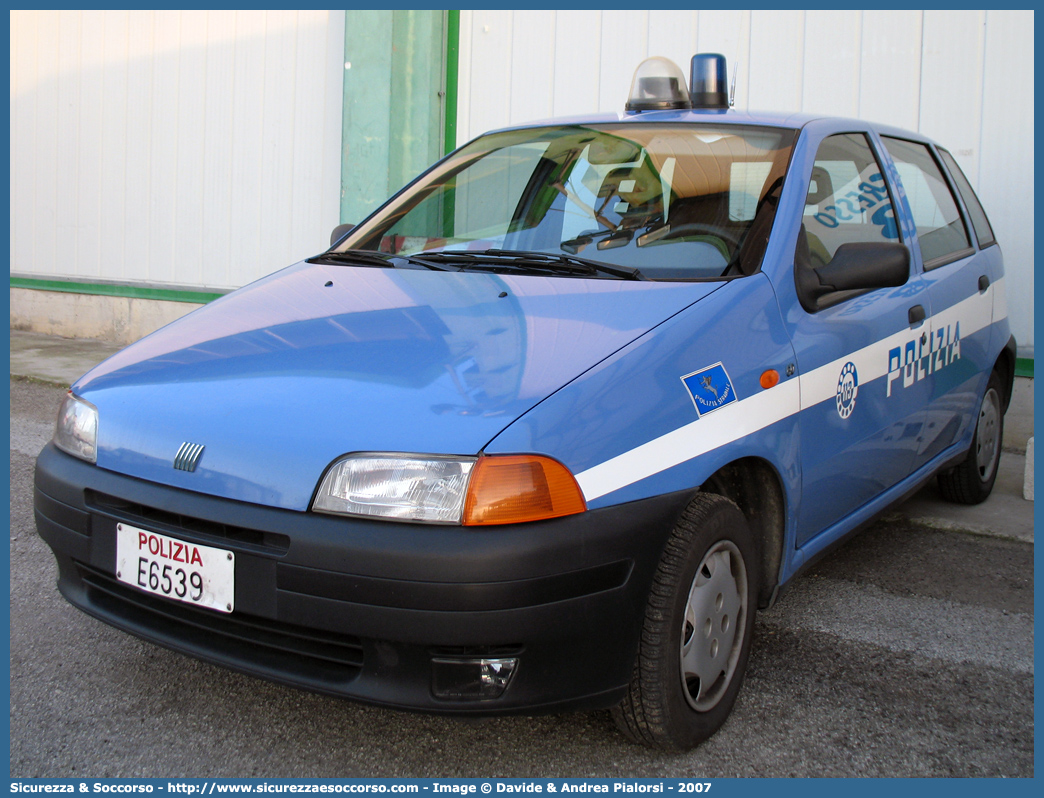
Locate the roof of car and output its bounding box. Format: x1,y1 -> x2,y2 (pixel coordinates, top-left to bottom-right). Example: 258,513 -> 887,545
491,107 -> 936,146
527,108 -> 818,127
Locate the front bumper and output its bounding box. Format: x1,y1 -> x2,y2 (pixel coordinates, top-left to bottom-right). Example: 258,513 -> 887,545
34,443 -> 692,715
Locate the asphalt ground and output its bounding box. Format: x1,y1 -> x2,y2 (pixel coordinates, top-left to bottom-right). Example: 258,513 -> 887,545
9,378 -> 1034,778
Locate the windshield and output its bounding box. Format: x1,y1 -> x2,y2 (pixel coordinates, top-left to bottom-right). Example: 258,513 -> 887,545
342,124 -> 797,280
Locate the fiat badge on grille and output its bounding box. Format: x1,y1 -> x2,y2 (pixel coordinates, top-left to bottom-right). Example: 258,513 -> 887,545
174,442 -> 205,472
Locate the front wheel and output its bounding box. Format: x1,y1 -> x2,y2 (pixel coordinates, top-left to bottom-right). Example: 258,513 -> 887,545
612,493 -> 758,750
937,370 -> 1005,505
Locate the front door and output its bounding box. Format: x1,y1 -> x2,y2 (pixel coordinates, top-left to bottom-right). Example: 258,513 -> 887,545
790,132 -> 932,545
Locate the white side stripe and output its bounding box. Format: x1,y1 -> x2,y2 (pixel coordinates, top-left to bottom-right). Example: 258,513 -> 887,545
575,278 -> 1004,502
994,276 -> 1008,323
798,280 -> 995,411
576,378 -> 800,502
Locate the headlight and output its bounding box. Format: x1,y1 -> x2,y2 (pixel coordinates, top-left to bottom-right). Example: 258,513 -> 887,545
313,453 -> 587,525
313,454 -> 476,523
54,392 -> 98,463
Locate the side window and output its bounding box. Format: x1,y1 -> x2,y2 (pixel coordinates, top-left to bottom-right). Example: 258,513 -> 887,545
881,137 -> 973,267
938,148 -> 996,248
801,133 -> 899,268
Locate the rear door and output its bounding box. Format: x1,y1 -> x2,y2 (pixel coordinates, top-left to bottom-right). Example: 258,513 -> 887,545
878,137 -> 997,470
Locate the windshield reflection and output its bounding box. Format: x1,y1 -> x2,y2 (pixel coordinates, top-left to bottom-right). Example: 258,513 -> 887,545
347,124 -> 797,280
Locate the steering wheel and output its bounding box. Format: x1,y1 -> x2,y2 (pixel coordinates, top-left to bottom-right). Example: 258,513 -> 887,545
659,223 -> 742,254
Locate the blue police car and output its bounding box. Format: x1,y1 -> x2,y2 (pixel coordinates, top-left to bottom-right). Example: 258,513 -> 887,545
36,54 -> 1015,750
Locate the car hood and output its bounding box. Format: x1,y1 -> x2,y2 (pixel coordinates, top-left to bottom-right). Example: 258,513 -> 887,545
75,262 -> 721,511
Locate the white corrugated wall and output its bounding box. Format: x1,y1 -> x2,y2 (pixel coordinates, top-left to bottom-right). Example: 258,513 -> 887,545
457,10 -> 1034,353
10,10 -> 345,291
8,10 -> 1034,352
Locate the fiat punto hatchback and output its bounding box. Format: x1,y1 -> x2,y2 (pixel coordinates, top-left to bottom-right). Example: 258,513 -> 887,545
36,55 -> 1015,750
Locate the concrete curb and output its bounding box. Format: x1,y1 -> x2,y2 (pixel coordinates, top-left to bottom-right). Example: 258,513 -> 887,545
1024,437 -> 1034,501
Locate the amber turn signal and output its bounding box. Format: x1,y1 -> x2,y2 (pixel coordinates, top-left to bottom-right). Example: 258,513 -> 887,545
463,455 -> 587,526
760,369 -> 780,389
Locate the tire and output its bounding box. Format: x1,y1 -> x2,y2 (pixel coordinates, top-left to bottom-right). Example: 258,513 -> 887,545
612,493 -> 758,751
937,369 -> 1004,505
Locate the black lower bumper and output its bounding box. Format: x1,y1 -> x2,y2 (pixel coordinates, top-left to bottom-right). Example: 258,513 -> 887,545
34,444 -> 693,715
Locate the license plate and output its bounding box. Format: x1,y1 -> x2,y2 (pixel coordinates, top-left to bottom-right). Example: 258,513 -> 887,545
115,523 -> 235,613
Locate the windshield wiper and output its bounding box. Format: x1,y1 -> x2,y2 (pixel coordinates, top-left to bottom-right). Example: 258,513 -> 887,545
310,247 -> 646,280
308,249 -> 453,271
491,249 -> 647,280
414,249 -> 647,281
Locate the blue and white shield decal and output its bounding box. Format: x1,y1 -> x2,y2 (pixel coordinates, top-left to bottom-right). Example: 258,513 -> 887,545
681,362 -> 737,417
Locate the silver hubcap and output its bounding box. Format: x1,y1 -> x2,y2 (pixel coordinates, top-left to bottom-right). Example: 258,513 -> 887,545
680,540 -> 747,711
975,388 -> 1001,482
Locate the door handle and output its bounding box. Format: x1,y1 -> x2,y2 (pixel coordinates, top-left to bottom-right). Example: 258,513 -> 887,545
908,305 -> 926,326
978,275 -> 990,292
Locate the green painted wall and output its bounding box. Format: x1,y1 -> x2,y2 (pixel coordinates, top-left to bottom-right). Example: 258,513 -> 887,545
10,276 -> 226,304
341,10 -> 457,227
443,10 -> 459,157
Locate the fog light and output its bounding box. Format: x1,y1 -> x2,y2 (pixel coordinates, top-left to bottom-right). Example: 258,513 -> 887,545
431,657 -> 518,700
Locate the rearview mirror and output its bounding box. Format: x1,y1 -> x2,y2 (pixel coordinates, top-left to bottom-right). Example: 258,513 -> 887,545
330,223 -> 355,247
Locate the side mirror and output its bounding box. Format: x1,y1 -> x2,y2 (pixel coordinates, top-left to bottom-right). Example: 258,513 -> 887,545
815,242 -> 910,292
330,223 -> 355,247
796,241 -> 910,311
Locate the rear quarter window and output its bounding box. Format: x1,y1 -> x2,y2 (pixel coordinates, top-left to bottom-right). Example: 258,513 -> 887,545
938,148 -> 997,248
